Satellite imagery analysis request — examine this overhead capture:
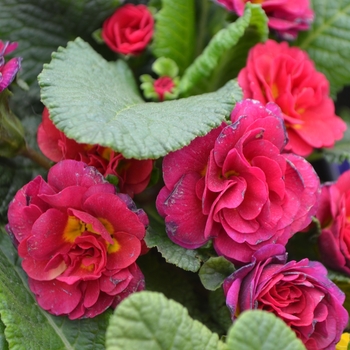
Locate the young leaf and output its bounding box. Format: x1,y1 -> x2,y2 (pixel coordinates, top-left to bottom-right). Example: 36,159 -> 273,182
39,38 -> 241,159
199,257 -> 235,291
0,228 -> 111,350
296,0 -> 350,97
152,0 -> 195,75
105,291 -> 226,350
226,310 -> 306,350
179,3 -> 268,96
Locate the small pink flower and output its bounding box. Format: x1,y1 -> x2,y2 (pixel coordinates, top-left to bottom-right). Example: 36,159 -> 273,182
102,4 -> 154,55
238,40 -> 346,156
6,160 -> 148,319
37,108 -> 154,197
316,170 -> 350,275
0,40 -> 21,92
224,244 -> 348,350
156,99 -> 320,264
215,0 -> 314,39
153,76 -> 175,102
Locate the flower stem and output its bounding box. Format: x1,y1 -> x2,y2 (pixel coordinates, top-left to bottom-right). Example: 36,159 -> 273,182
20,145 -> 51,170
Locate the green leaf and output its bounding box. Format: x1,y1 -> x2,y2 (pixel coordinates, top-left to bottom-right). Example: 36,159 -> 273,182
226,310 -> 306,350
0,157 -> 41,224
152,0 -> 195,75
0,0 -> 120,95
39,38 -> 241,159
144,209 -> 204,272
0,228 -> 111,350
327,269 -> 350,315
0,318 -> 9,350
105,291 -> 226,350
296,0 -> 350,97
199,257 -> 235,291
179,3 -> 268,96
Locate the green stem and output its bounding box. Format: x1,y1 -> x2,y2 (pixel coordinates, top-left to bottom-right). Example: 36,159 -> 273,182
20,145 -> 51,170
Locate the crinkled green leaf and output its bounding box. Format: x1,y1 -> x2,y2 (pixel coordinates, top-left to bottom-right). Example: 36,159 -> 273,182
105,291 -> 226,350
152,0 -> 195,75
226,310 -> 306,350
0,0 -> 121,97
296,0 -> 350,97
144,209 -> 204,272
138,250 -> 224,334
39,38 -> 241,159
0,228 -> 111,350
179,3 -> 268,96
199,257 -> 235,291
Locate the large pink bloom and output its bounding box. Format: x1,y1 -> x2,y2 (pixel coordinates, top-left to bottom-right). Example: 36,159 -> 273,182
215,0 -> 313,39
37,107 -> 154,197
224,244 -> 348,350
0,40 -> 21,92
316,170 -> 350,275
238,40 -> 346,156
156,99 -> 320,264
6,160 -> 148,319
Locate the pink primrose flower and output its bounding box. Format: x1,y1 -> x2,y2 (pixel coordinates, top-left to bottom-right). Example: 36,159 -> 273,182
6,160 -> 148,319
156,99 -> 320,265
316,170 -> 350,275
37,107 -> 154,197
215,0 -> 314,39
223,244 -> 348,350
238,40 -> 346,156
102,4 -> 154,55
0,40 -> 21,92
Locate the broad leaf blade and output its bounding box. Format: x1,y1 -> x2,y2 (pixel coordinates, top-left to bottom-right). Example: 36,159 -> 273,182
39,38 -> 241,159
105,291 -> 225,350
199,256 -> 235,291
179,3 -> 268,96
226,310 -> 306,350
0,228 -> 110,350
296,0 -> 350,97
152,0 -> 195,75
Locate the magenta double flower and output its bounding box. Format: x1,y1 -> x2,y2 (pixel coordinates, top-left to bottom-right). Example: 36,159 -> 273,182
157,99 -> 320,264
224,244 -> 348,349
7,160 -> 148,319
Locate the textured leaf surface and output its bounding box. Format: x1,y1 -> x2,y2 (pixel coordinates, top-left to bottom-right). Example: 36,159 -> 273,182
179,3 -> 268,96
105,291 -> 225,350
144,211 -> 204,272
296,0 -> 350,97
0,0 -> 120,95
39,38 -> 241,159
226,310 -> 306,350
0,228 -> 111,350
199,257 -> 235,291
152,0 -> 195,75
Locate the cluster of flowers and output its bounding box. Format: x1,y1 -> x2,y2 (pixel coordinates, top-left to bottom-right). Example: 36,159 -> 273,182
2,0 -> 350,348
